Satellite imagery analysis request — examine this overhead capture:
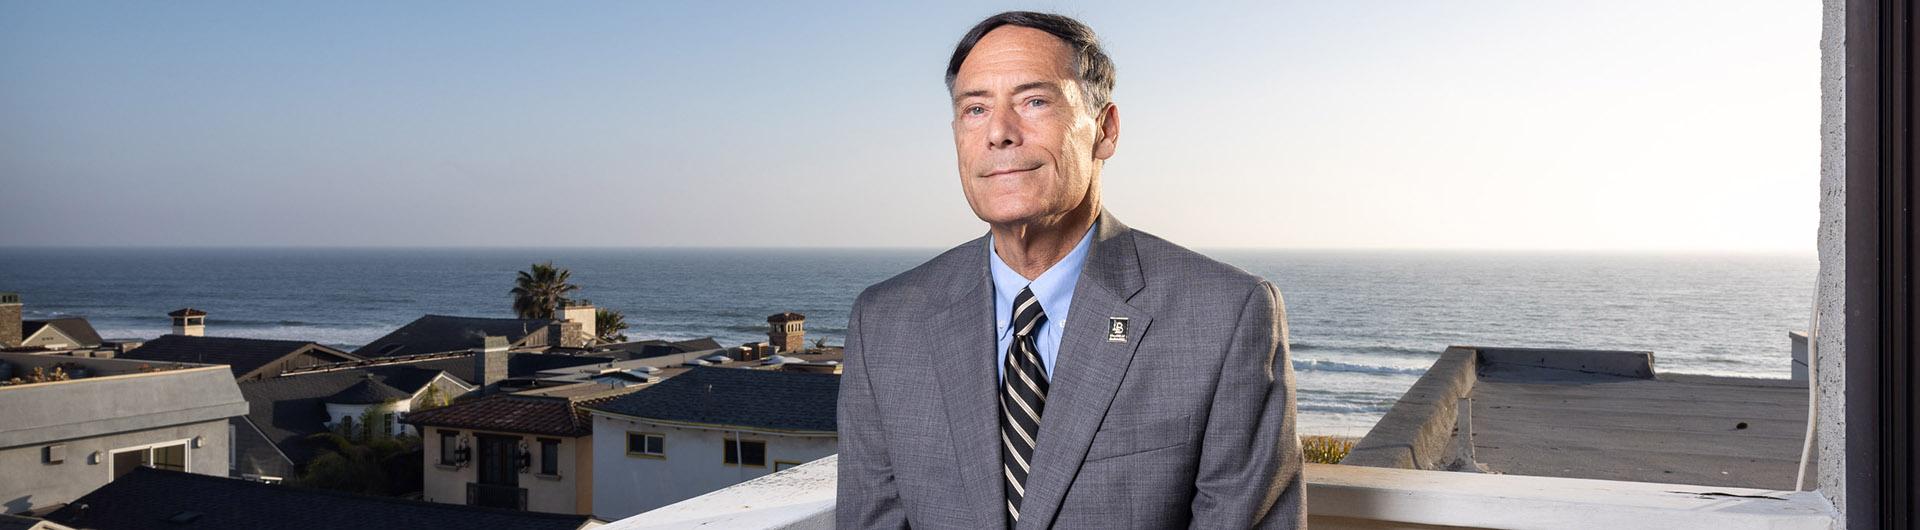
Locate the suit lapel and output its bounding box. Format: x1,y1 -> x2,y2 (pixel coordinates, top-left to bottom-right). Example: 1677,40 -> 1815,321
929,234 -> 1008,529
1016,210 -> 1153,529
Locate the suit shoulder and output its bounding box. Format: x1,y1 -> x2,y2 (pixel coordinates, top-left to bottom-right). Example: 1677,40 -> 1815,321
1129,228 -> 1272,297
855,235 -> 984,312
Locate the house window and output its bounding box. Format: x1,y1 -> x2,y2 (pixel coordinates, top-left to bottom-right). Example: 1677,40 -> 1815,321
111,442 -> 188,479
339,416 -> 355,436
723,437 -> 766,467
439,430 -> 460,465
382,413 -> 394,436
626,432 -> 665,458
539,438 -> 560,475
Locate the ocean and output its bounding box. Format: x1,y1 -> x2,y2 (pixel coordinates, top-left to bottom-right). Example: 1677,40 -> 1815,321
0,247 -> 1816,436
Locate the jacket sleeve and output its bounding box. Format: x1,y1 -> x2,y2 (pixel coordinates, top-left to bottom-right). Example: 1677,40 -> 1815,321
1190,281 -> 1307,529
836,294 -> 912,528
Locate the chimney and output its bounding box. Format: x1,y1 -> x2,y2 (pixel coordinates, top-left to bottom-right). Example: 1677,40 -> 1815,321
767,312 -> 805,353
168,308 -> 207,337
475,335 -> 509,394
557,301 -> 597,346
0,293 -> 20,348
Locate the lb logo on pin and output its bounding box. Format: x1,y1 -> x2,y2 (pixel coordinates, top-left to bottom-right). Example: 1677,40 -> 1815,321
1107,317 -> 1129,342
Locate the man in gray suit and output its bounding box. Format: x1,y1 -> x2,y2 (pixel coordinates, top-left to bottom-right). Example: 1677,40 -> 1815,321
837,11 -> 1306,529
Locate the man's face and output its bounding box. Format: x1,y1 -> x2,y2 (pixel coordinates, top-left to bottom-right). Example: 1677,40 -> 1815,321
951,26 -> 1117,227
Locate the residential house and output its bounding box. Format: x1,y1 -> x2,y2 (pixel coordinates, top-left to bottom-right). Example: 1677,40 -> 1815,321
16,319 -> 102,351
44,467 -> 600,530
0,293 -> 103,352
230,346 -> 610,481
405,383 -> 640,515
583,367 -> 839,519
355,304 -> 601,358
0,352 -> 245,515
119,334 -> 362,381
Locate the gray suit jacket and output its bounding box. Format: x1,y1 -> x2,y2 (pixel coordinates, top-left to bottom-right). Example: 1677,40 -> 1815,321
837,209 -> 1307,529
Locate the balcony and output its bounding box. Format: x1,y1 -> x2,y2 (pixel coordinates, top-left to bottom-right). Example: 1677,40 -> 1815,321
601,455 -> 1837,530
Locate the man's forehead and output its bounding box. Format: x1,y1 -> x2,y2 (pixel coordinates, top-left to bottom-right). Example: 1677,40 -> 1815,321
953,26 -> 1077,91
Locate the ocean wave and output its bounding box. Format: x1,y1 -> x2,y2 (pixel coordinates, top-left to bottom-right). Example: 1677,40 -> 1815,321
1291,358 -> 1428,376
1290,342 -> 1437,357
1295,401 -> 1396,414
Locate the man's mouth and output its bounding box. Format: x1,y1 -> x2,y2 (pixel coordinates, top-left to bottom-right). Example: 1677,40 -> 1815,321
982,165 -> 1041,178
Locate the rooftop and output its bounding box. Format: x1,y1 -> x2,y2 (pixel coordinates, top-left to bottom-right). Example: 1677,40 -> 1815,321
353,314 -> 553,358
584,366 -> 839,433
0,352 -> 245,450
404,385 -> 639,437
44,467 -> 597,530
1348,346 -> 1808,489
20,318 -> 102,348
120,335 -> 359,379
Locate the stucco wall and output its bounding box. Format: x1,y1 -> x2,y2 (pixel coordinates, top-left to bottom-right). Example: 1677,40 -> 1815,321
0,418 -> 229,514
1815,0 -> 1847,527
591,414 -> 837,520
419,427 -> 588,515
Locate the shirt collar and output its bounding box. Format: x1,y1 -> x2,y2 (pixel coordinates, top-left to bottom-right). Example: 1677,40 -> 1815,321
989,221 -> 1096,336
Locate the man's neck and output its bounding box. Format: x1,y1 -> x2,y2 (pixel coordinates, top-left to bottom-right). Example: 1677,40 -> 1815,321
990,197 -> 1099,280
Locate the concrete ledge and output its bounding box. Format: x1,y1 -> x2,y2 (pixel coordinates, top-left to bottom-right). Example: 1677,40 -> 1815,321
1306,463 -> 1833,530
605,456 -> 1836,529
1476,346 -> 1655,378
1344,346 -> 1477,469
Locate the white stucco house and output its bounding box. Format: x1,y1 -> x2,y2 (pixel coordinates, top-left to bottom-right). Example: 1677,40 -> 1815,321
582,366 -> 839,520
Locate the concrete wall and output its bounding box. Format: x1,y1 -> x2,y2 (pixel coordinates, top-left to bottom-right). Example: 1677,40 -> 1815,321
0,418 -> 229,514
1815,0 -> 1848,526
419,427 -> 590,516
591,414 -> 836,520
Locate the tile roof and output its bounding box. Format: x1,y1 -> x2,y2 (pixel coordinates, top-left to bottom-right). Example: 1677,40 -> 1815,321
20,317 -> 103,347
353,315 -> 553,358
584,366 -> 839,432
166,308 -> 207,317
404,387 -> 637,437
120,335 -> 358,379
45,467 -> 593,530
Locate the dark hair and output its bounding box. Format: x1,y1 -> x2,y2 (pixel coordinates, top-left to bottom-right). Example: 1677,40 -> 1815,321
945,11 -> 1115,112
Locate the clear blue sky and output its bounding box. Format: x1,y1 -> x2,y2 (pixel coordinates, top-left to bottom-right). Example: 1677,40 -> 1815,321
0,1 -> 1819,251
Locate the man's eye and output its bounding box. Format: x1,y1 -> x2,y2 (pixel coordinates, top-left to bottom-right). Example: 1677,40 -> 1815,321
1026,99 -> 1048,108
965,106 -> 986,116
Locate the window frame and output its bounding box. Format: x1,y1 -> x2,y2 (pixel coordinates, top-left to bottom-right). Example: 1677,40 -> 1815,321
626,431 -> 665,459
538,438 -> 561,476
438,430 -> 460,466
722,436 -> 768,468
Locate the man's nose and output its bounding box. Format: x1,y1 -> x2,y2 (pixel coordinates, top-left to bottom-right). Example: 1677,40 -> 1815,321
986,105 -> 1021,149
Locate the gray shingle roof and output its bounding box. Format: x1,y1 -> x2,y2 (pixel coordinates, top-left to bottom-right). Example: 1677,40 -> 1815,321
120,335 -> 358,379
45,467 -> 593,530
353,315 -> 554,357
328,374 -> 411,404
584,366 -> 839,432
20,317 -> 103,347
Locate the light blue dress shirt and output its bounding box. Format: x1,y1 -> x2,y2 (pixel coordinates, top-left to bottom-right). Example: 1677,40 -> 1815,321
990,222 -> 1096,382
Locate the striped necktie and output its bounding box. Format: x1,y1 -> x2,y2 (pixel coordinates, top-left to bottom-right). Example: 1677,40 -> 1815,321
1000,286 -> 1049,525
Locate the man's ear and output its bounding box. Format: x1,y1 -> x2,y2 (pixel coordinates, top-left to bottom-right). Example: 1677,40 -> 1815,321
1093,102 -> 1120,160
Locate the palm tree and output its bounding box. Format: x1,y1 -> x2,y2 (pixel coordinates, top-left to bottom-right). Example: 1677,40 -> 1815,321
596,309 -> 629,342
510,261 -> 579,319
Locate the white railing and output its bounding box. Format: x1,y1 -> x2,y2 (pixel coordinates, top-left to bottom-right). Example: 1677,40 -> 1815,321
602,456 -> 1837,530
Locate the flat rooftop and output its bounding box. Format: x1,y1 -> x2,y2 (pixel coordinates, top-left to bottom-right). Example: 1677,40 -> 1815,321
1469,362 -> 1805,489
1348,346 -> 1808,490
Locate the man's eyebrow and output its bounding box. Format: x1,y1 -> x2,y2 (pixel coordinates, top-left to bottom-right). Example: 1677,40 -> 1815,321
951,81 -> 1067,105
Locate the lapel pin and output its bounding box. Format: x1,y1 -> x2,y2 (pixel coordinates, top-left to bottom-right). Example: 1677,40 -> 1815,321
1107,317 -> 1129,342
